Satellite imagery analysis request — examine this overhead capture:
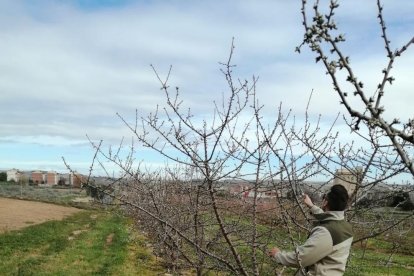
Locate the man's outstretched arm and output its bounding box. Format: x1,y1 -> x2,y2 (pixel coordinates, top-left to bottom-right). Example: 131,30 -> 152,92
270,226 -> 333,268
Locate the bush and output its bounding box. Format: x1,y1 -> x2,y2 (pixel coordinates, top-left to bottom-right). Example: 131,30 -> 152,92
0,172 -> 6,182
390,192 -> 414,211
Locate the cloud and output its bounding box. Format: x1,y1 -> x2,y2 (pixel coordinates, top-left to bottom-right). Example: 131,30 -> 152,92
0,135 -> 88,146
0,0 -> 412,172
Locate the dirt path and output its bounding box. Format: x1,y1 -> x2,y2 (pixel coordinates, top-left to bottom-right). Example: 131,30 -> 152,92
0,197 -> 82,233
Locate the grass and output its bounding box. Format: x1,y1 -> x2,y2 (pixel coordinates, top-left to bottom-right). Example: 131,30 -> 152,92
171,210 -> 414,275
0,182 -> 86,205
0,182 -> 92,208
345,238 -> 414,276
225,214 -> 414,275
346,250 -> 414,276
1,183 -> 412,275
0,210 -> 165,275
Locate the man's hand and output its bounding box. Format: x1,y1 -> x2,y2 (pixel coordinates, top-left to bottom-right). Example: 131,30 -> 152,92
303,194 -> 314,208
268,247 -> 280,258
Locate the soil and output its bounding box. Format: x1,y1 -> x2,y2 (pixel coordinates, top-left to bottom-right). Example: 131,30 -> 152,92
0,197 -> 82,233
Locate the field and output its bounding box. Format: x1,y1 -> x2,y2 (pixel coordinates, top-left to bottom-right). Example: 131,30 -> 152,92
1,183 -> 413,275
0,183 -> 165,275
0,205 -> 165,275
0,197 -> 81,233
0,182 -> 89,207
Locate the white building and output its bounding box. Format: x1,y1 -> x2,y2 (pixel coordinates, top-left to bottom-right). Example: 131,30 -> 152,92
333,167 -> 363,196
7,169 -> 21,182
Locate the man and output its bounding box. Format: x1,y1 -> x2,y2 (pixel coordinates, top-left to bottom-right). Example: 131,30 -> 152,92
269,184 -> 353,275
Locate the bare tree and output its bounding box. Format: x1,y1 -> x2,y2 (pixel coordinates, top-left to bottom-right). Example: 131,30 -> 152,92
68,40 -> 358,275
298,0 -> 414,176
298,0 -> 414,273
65,3 -> 414,272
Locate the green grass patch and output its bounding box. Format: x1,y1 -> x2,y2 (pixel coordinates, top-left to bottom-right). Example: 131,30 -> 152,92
0,210 -> 164,275
346,249 -> 414,276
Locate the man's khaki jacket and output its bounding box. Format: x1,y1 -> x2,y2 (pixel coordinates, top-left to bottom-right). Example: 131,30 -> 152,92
274,206 -> 353,276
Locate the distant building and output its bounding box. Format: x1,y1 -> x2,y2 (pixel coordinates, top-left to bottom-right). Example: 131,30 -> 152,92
32,171 -> 45,184
333,167 -> 363,196
5,168 -> 88,188
72,173 -> 85,188
7,169 -> 21,182
46,171 -> 58,185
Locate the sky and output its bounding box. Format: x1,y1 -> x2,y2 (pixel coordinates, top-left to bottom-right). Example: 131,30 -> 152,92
0,0 -> 413,176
